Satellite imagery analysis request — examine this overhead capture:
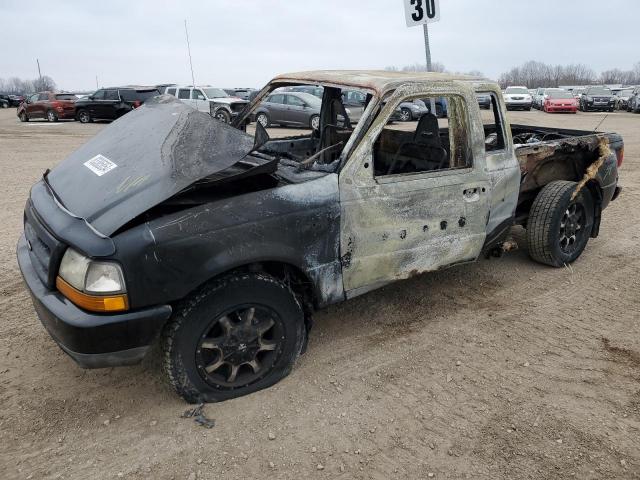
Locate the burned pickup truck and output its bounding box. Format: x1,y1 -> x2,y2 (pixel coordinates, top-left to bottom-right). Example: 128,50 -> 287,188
17,71 -> 623,403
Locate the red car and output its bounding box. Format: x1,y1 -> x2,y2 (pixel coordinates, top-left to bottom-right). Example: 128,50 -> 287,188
17,92 -> 77,122
543,90 -> 578,113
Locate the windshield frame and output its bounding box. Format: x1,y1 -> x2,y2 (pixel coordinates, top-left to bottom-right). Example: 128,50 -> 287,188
505,87 -> 529,94
585,87 -> 612,96
203,88 -> 230,99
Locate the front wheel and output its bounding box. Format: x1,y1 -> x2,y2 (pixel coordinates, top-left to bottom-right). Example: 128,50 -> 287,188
399,108 -> 411,122
19,111 -> 28,122
162,273 -> 306,403
526,180 -> 594,267
214,109 -> 231,123
47,110 -> 58,122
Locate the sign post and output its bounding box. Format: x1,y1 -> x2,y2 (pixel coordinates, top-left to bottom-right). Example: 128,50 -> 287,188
403,0 -> 441,114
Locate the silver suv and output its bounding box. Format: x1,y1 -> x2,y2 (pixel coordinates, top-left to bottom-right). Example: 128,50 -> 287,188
164,85 -> 248,123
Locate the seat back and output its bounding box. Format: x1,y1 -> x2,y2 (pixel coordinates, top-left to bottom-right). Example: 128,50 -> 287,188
413,113 -> 441,148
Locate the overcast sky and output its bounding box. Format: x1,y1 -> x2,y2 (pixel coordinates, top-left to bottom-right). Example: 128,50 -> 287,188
1,0 -> 638,91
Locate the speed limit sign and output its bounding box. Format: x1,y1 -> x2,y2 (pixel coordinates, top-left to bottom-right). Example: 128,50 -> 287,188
403,0 -> 440,27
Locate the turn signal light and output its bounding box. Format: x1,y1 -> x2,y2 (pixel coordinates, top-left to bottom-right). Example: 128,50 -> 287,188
56,276 -> 129,312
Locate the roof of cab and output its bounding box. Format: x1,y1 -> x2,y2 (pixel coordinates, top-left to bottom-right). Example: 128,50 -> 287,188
272,70 -> 487,95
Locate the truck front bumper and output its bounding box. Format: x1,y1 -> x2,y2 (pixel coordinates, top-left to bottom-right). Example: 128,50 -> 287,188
17,235 -> 172,368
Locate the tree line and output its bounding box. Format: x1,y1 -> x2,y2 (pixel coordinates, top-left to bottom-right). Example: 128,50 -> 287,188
386,60 -> 640,88
497,61 -> 640,88
0,76 -> 56,95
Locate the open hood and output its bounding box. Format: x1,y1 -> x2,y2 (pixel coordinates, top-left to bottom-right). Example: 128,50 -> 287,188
46,95 -> 255,236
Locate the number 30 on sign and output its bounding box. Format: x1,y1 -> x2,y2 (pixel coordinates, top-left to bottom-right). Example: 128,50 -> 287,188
403,0 -> 440,27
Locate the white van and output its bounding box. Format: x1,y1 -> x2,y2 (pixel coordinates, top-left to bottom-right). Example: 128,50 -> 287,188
163,85 -> 248,123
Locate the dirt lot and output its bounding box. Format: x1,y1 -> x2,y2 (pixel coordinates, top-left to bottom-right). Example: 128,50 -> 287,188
1,108 -> 639,480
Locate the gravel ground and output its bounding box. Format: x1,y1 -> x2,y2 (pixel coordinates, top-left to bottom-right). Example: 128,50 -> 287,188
0,108 -> 638,480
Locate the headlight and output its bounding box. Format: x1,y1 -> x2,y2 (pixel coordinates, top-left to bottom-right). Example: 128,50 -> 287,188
57,248 -> 128,312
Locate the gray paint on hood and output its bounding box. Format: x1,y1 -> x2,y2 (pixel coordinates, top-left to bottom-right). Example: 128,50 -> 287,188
47,95 -> 255,236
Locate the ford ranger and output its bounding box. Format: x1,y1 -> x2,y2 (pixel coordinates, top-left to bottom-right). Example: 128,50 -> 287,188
17,71 -> 624,403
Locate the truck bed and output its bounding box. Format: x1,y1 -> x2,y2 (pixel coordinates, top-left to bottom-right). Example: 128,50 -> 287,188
509,124 -> 623,221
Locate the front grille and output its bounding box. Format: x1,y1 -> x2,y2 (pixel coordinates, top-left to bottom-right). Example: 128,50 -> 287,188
24,201 -> 66,289
229,101 -> 248,113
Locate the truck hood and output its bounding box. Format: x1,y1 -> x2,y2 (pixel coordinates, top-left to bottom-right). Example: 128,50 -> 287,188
46,95 -> 255,236
212,97 -> 247,105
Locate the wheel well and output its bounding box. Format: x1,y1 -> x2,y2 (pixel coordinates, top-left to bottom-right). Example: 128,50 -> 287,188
187,262 -> 315,333
516,179 -> 604,234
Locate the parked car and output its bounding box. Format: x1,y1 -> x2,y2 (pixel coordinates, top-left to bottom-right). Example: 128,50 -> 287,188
398,99 -> 429,121
164,86 -> 248,123
503,86 -> 532,110
542,89 -> 578,113
17,92 -> 77,122
476,93 -> 491,109
75,87 -> 159,123
532,88 -> 547,109
254,91 -> 321,129
283,85 -> 324,98
0,95 -> 9,108
16,70 -> 623,403
614,88 -> 634,110
224,88 -> 258,101
579,86 -> 615,112
627,86 -> 640,113
8,94 -> 24,106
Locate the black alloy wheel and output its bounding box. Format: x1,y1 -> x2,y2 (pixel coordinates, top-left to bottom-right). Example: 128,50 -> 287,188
195,305 -> 282,388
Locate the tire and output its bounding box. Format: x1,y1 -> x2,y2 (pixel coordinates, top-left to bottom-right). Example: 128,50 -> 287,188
256,112 -> 270,128
19,111 -> 29,122
309,114 -> 320,130
46,110 -> 58,122
526,180 -> 594,267
526,107 -> 531,111
1,102 -> 7,109
214,109 -> 231,123
162,273 -> 306,403
399,108 -> 411,122
77,110 -> 92,123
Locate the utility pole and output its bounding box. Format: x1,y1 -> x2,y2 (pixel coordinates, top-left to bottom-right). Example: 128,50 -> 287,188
96,75 -> 99,89
184,19 -> 198,108
422,23 -> 437,114
36,58 -> 42,90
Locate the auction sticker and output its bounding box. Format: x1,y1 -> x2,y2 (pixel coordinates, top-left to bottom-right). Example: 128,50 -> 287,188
84,154 -> 117,176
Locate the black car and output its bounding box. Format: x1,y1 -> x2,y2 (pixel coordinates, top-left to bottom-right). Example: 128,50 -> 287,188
74,87 -> 160,123
0,95 -> 9,109
579,86 -> 615,112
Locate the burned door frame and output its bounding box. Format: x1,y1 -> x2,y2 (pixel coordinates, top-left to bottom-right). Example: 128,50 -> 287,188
472,82 -> 520,247
338,82 -> 491,298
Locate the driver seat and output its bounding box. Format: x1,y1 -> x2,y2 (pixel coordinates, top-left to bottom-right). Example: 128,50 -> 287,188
387,113 -> 448,174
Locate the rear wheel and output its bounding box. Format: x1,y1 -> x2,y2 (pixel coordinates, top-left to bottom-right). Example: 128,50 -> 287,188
46,110 -> 58,122
309,114 -> 320,130
77,110 -> 92,123
399,108 -> 411,122
162,273 -> 306,403
526,180 -> 594,267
